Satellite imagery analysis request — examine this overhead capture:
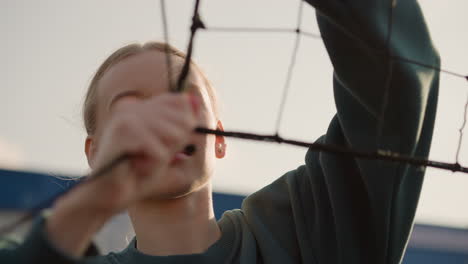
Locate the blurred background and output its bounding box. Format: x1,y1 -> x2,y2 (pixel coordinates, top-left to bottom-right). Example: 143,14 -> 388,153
1,0 -> 467,262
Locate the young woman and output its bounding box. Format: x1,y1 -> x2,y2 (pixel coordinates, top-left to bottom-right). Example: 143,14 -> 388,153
1,0 -> 440,263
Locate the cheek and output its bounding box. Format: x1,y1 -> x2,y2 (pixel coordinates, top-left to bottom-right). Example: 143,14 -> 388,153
201,135 -> 217,171
190,134 -> 216,170
204,135 -> 216,156
198,108 -> 217,130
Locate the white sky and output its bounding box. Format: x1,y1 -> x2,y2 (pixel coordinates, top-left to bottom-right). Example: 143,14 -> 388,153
1,0 -> 467,228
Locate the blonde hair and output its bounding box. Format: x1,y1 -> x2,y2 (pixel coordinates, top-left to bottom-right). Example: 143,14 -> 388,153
83,42 -> 218,135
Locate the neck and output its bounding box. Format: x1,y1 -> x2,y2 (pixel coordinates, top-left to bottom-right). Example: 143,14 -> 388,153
128,183 -> 221,256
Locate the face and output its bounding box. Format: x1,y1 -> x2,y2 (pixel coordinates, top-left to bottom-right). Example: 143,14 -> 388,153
87,50 -> 224,199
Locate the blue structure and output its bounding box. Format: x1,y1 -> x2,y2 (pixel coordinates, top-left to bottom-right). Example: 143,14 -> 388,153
1,168 -> 467,263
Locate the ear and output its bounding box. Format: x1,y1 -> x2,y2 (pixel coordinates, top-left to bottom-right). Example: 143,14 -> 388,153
215,120 -> 226,159
85,136 -> 97,169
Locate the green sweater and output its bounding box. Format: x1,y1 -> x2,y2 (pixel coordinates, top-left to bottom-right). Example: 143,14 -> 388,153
1,0 -> 440,263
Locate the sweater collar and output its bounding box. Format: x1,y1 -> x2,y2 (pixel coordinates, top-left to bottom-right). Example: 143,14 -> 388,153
112,215 -> 235,264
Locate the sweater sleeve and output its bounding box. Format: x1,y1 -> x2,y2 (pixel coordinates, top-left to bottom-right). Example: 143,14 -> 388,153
242,0 -> 439,263
0,217 -> 103,264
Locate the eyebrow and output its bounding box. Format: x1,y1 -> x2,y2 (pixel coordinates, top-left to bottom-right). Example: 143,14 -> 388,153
108,90 -> 144,109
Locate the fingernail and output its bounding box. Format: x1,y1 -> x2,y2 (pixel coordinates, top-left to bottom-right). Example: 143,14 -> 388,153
188,94 -> 200,114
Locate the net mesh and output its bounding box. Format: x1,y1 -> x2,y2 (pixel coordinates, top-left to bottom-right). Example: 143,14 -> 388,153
0,0 -> 467,235
166,0 -> 468,173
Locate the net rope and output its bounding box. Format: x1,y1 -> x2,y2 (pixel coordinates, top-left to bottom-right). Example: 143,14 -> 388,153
0,0 -> 467,236
172,0 -> 468,173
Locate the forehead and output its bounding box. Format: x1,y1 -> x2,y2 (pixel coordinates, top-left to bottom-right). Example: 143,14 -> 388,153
96,50 -> 206,106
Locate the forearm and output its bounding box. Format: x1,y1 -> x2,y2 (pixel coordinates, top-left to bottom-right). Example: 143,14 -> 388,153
307,0 -> 439,120
46,181 -> 113,257
0,183 -> 110,264
0,196 -> 109,264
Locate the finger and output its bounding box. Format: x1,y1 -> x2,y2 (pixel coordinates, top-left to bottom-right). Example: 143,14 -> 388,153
147,117 -> 192,154
146,106 -> 197,134
150,93 -> 200,119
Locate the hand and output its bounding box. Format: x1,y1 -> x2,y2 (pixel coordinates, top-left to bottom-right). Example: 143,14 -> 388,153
89,92 -> 200,213
46,93 -> 199,256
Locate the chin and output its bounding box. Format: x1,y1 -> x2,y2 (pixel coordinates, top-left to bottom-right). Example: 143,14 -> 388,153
148,168 -> 211,201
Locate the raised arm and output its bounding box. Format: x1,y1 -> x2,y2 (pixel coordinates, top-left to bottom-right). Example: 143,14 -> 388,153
308,0 -> 439,262
242,0 -> 439,263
